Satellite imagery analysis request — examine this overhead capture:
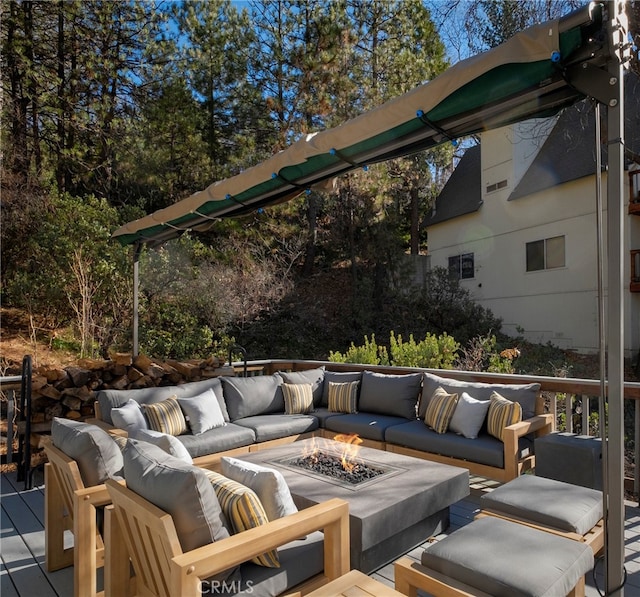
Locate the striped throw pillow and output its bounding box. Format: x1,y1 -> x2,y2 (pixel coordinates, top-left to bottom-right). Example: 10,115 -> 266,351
487,391 -> 522,441
203,470 -> 280,568
327,380 -> 360,414
142,397 -> 188,436
282,383 -> 314,414
425,387 -> 459,434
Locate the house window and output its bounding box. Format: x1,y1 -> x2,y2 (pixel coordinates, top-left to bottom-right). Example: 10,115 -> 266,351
449,253 -> 475,279
526,236 -> 565,271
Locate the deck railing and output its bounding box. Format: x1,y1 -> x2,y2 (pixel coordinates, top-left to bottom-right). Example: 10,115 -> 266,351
232,359 -> 640,499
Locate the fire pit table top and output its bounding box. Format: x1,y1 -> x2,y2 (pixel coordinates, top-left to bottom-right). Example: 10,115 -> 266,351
239,438 -> 469,573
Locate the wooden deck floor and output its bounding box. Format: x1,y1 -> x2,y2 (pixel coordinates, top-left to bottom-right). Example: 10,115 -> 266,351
2,468 -> 640,596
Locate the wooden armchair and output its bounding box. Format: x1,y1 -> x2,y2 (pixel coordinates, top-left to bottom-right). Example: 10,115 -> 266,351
104,479 -> 350,597
44,440 -> 111,597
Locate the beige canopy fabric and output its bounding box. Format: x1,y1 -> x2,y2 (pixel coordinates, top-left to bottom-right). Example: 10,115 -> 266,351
112,6 -> 606,247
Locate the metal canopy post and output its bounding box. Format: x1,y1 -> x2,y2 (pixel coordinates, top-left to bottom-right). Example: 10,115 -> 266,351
133,242 -> 142,357
604,1 -> 627,594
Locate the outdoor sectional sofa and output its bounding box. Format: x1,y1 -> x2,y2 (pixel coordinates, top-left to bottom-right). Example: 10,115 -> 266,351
92,366 -> 554,482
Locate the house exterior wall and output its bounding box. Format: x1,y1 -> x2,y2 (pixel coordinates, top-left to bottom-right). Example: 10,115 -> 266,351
428,128 -> 639,358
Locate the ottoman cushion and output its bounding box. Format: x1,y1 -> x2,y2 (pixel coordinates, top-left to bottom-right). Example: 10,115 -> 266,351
421,516 -> 593,597
481,474 -> 602,535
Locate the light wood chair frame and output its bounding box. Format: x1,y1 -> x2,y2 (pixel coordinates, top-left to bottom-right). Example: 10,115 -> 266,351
105,478 -> 351,597
44,440 -> 112,597
394,556 -> 587,597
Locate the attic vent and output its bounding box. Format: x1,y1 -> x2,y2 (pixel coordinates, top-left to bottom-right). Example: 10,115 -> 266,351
487,179 -> 508,193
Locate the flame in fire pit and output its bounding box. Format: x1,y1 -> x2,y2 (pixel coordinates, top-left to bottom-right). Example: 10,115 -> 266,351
300,434 -> 364,473
333,433 -> 363,472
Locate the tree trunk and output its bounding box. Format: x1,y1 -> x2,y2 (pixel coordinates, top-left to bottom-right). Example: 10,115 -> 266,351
302,193 -> 318,277
410,186 -> 419,255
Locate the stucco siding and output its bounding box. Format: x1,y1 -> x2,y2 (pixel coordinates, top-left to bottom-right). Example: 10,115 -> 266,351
428,174 -> 638,356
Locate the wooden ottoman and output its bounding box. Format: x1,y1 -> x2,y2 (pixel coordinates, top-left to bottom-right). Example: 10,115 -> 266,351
394,516 -> 594,596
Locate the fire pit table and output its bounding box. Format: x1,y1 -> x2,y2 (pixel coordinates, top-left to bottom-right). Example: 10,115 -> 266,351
239,438 -> 469,573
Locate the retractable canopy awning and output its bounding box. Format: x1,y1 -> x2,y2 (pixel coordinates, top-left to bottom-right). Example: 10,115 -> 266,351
113,2 -> 607,247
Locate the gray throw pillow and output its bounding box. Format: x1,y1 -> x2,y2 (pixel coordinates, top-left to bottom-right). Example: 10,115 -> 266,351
123,439 -> 230,553
359,370 -> 422,419
51,417 -> 124,486
177,388 -> 226,435
220,456 -> 298,521
419,372 -> 539,421
111,399 -> 148,434
448,391 -> 491,439
321,371 -> 362,407
179,377 -> 230,423
132,428 -> 193,464
221,374 -> 284,421
279,367 -> 325,406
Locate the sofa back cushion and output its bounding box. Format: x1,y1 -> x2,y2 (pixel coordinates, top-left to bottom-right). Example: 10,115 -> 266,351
359,370 -> 422,419
96,377 -> 229,426
123,438 -> 230,553
51,417 -> 124,486
279,367 -> 325,406
222,374 -> 285,421
419,372 -> 539,421
321,371 -> 362,407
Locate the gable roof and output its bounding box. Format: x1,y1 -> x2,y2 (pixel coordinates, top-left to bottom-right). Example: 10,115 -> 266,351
508,103 -> 597,200
426,72 -> 640,225
425,145 -> 482,226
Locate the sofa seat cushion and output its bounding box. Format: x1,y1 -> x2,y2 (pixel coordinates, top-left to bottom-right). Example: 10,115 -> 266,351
312,407 -> 344,428
234,414 -> 318,443
223,375 -> 285,421
97,377 -> 229,426
324,413 -> 408,442
176,423 -> 256,458
421,516 -> 593,597
359,370 -> 422,420
419,372 -> 540,421
480,474 -> 603,535
51,417 -> 124,486
385,420 -> 506,468
205,531 -> 324,596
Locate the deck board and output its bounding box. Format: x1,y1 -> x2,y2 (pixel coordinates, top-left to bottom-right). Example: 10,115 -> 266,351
1,470 -> 75,597
1,469 -> 639,596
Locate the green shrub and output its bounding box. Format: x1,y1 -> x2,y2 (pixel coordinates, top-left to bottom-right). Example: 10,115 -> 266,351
140,301 -> 213,359
389,331 -> 458,368
328,335 -> 389,365
329,331 -> 458,368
